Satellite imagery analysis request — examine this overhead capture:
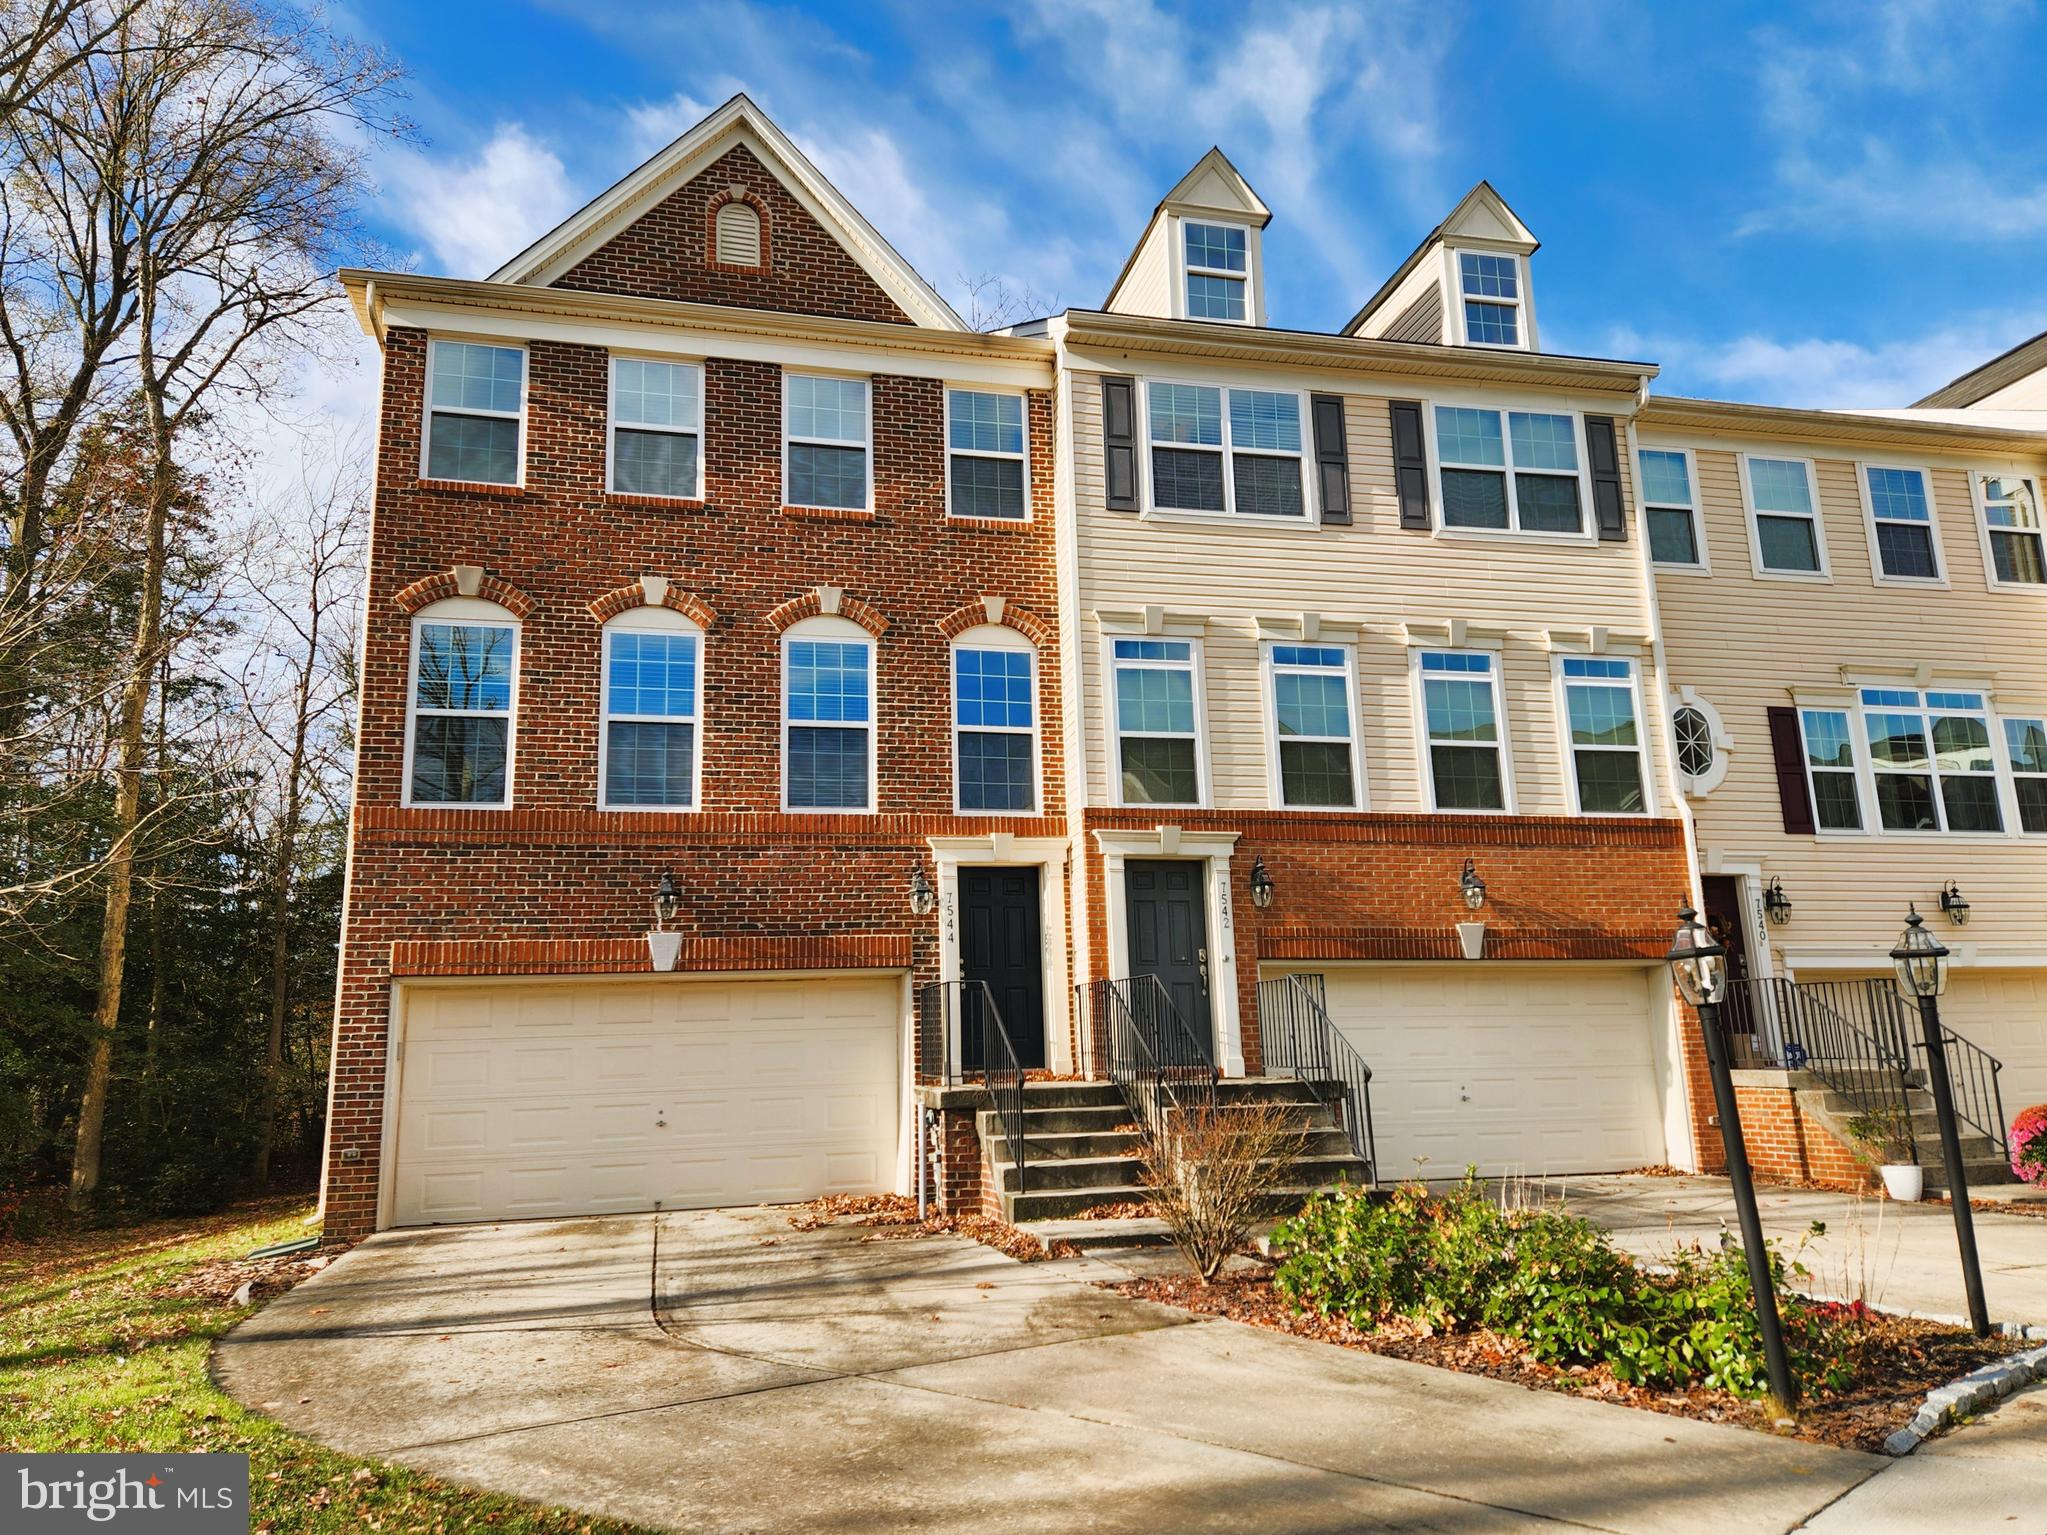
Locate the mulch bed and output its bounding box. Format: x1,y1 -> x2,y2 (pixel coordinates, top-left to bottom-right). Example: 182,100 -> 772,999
156,1248 -> 346,1307
787,1193 -> 1080,1262
1106,1267 -> 2026,1452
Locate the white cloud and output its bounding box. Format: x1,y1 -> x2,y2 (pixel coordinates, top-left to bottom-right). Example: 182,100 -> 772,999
624,91 -> 714,160
379,125 -> 577,277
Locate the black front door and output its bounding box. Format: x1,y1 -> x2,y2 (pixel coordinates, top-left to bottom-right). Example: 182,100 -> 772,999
1701,874 -> 1760,1061
1124,860 -> 1210,1041
960,867 -> 1045,1070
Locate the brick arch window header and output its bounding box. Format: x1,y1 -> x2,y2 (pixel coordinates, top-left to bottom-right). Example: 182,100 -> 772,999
707,185 -> 770,272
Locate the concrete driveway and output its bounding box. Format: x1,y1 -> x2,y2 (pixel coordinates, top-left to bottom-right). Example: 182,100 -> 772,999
214,1207 -> 1877,1535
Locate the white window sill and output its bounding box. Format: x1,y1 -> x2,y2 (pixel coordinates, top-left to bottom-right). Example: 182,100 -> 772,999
1750,567 -> 1833,584
1434,525 -> 1598,549
1142,507 -> 1320,532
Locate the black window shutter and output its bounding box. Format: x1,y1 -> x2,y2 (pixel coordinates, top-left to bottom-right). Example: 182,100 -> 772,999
1102,376 -> 1140,512
1585,415 -> 1627,542
1310,394 -> 1351,525
1389,399 -> 1430,529
1766,706 -> 1817,835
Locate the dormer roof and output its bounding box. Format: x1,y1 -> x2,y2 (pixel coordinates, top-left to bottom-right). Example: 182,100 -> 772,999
1103,148 -> 1271,317
1344,180 -> 1537,337
486,92 -> 967,331
1915,327 -> 2047,410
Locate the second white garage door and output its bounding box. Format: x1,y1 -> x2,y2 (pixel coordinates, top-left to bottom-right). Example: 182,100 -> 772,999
390,974 -> 901,1227
1271,965 -> 1669,1180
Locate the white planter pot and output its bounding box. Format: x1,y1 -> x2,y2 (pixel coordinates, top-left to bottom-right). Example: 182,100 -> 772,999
1456,921 -> 1486,961
1879,1163 -> 1923,1202
645,930 -> 682,973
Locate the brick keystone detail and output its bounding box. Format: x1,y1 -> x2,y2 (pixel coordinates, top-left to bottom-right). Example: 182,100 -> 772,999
586,581 -> 719,627
765,586 -> 890,636
392,565 -> 536,620
936,598 -> 1051,645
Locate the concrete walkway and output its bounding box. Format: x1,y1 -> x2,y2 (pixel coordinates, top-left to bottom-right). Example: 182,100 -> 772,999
216,1208 -> 1877,1535
1560,1173 -> 2047,1328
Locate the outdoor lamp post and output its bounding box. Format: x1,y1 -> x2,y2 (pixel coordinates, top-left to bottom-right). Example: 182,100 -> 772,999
1667,905 -> 1799,1411
1892,904 -> 1991,1337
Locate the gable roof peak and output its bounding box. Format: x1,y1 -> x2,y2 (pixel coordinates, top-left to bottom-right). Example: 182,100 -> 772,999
486,91 -> 967,330
1160,146 -> 1272,226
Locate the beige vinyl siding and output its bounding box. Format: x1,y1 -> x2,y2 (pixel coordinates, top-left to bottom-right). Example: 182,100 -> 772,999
1655,434 -> 2047,960
1384,281 -> 1444,345
1073,369 -> 1667,816
1105,216 -> 1174,319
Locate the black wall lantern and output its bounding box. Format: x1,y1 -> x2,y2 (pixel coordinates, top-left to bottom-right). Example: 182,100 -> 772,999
652,871 -> 681,929
1459,858 -> 1486,912
1763,877 -> 1793,926
1939,880 -> 1970,926
1249,856 -> 1275,909
908,864 -> 936,917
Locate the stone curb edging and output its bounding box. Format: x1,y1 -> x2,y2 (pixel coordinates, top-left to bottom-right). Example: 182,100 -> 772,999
1883,1338 -> 2047,1457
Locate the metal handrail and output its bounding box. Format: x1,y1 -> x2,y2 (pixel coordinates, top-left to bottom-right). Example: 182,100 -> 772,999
1085,975 -> 1216,1153
1910,1021 -> 2010,1162
1723,976 -> 1919,1159
1255,973 -> 1377,1186
918,979 -> 1030,1194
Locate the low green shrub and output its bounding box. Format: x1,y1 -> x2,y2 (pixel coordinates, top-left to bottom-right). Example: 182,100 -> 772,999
1271,1175 -> 1850,1399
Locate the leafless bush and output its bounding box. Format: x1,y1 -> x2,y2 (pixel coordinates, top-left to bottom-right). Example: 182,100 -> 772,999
1138,1101 -> 1306,1282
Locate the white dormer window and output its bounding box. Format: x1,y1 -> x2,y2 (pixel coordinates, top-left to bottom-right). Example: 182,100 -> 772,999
1455,252 -> 1524,348
1183,221 -> 1250,322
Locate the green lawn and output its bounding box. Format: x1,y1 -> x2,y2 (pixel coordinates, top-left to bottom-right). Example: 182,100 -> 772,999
0,1200 -> 658,1535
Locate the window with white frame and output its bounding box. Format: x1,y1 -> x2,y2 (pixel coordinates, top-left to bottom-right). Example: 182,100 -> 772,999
609,357 -> 702,499
1862,465 -> 1940,581
946,390 -> 1027,520
1456,252 -> 1522,347
1559,657 -> 1646,814
1744,455 -> 1824,575
1862,688 -> 2001,833
1183,221 -> 1249,322
1671,703 -> 1719,789
1640,448 -> 1703,567
784,373 -> 870,510
953,630 -> 1037,812
1112,638 -> 1201,805
1981,474 -> 2046,586
2005,717 -> 2047,833
783,620 -> 874,811
600,612 -> 700,809
407,603 -> 517,806
425,340 -> 524,485
1799,708 -> 1862,831
1419,650 -> 1506,811
1434,406 -> 1583,534
1266,644 -> 1361,808
1146,381 -> 1306,518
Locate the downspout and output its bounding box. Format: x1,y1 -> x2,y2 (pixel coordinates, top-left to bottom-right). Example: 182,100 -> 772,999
1049,317 -> 1093,1074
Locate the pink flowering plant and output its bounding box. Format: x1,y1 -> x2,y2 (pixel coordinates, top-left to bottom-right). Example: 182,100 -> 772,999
2012,1104 -> 2047,1187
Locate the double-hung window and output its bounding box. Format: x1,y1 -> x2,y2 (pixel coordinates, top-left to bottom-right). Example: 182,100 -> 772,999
1981,474 -> 2046,586
1419,651 -> 1507,811
784,373 -> 870,511
1457,252 -> 1522,347
1266,644 -> 1360,808
1862,465 -> 1941,582
1559,657 -> 1647,815
953,635 -> 1037,812
1861,688 -> 2001,833
783,624 -> 873,811
609,357 -> 703,499
424,340 -> 524,486
946,389 -> 1028,520
1112,638 -> 1201,806
1434,406 -> 1583,534
1799,709 -> 1862,831
1743,455 -> 1825,575
2005,717 -> 2047,833
1183,221 -> 1249,321
1146,382 -> 1306,518
1640,448 -> 1704,567
600,617 -> 699,809
407,608 -> 516,806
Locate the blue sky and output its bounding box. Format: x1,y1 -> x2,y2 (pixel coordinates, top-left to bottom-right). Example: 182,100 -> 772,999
334,0 -> 2047,409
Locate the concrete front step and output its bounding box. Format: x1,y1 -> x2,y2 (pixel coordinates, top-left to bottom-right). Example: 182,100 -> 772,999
997,1152 -> 1368,1195
1013,1083 -> 1126,1109
1004,1180 -> 1369,1223
983,1119 -> 1358,1164
1000,1105 -> 1135,1135
1922,1158 -> 2021,1191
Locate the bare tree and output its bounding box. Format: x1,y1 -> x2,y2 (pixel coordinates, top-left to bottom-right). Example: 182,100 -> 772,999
0,1 -> 142,126
957,271 -> 1058,333
45,0 -> 400,1211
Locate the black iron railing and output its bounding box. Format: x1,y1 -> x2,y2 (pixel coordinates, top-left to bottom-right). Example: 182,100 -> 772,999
1083,975 -> 1215,1153
1722,976 -> 1920,1159
1908,1016 -> 2010,1163
918,979 -> 1030,1194
1255,973 -> 1377,1186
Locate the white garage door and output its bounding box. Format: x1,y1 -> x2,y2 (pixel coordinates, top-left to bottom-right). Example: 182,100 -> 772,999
1937,969 -> 2047,1124
390,975 -> 901,1226
1272,965 -> 1668,1180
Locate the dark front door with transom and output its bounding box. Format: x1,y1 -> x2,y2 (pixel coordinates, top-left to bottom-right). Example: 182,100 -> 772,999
1124,860 -> 1211,1045
960,867 -> 1045,1070
1701,874 -> 1760,1064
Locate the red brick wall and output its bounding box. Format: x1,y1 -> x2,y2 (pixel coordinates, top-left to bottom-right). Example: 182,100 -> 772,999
1732,1082 -> 1872,1191
552,143 -> 913,324
323,325 -> 1061,1240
